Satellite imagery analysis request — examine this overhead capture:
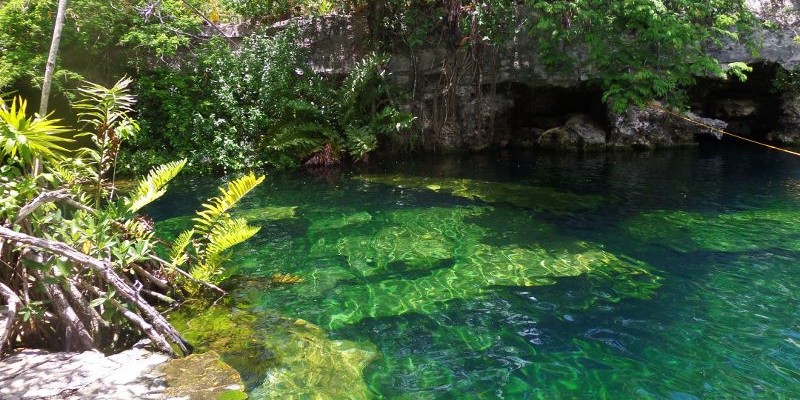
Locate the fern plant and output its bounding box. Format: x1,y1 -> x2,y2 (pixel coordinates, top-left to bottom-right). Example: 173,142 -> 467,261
125,159 -> 187,213
169,172 -> 265,288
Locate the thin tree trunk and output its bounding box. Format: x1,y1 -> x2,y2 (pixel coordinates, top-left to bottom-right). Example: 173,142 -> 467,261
34,0 -> 68,176
39,0 -> 68,117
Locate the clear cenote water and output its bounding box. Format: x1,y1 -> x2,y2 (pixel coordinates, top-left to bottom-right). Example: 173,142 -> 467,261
150,145 -> 800,399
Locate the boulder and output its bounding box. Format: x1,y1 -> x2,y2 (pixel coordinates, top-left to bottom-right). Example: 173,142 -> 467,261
537,114 -> 607,150
160,351 -> 246,400
608,103 -> 728,147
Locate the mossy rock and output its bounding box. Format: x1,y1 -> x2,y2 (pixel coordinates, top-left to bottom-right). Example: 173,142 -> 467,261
160,351 -> 246,400
626,209 -> 800,252
252,319 -> 379,400
169,306 -> 379,400
357,174 -> 602,212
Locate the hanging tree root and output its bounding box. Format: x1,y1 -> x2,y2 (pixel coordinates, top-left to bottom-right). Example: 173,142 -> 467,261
0,226 -> 192,356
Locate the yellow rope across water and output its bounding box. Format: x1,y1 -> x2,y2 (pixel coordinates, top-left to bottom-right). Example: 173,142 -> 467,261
649,103 -> 800,158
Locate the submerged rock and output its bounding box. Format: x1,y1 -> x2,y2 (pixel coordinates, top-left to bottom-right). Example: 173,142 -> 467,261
160,351 -> 246,400
302,206 -> 661,328
169,306 -> 379,400
626,208 -> 800,252
252,319 -> 379,399
357,174 -> 603,212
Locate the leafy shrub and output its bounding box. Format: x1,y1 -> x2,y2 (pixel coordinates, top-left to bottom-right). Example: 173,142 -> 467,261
126,26 -> 410,174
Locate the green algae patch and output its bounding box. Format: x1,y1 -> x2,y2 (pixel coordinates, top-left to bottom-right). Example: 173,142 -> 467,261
252,318 -> 379,400
160,351 -> 246,400
310,207 -> 487,277
232,206 -> 298,221
323,242 -> 660,329
357,174 -> 602,212
308,211 -> 373,232
263,205 -> 661,330
169,305 -> 378,399
626,209 -> 800,252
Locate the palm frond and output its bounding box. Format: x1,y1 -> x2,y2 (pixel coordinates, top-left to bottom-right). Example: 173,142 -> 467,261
192,172 -> 265,234
126,159 -> 186,213
0,96 -> 72,164
74,77 -> 136,129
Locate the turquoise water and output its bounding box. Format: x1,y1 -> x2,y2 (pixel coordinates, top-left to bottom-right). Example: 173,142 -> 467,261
152,145 -> 800,399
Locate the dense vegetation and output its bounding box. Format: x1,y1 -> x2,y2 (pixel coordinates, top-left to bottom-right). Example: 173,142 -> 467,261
0,0 -> 787,359
0,0 -> 765,173
0,78 -> 263,355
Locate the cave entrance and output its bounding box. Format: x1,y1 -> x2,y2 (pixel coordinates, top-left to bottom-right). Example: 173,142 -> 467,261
494,83 -> 608,148
689,62 -> 783,143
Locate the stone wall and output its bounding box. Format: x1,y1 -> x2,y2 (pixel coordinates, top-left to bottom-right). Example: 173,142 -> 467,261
209,0 -> 800,150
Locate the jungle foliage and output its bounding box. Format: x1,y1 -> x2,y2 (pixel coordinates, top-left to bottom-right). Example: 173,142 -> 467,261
0,0 -> 766,172
0,79 -> 262,356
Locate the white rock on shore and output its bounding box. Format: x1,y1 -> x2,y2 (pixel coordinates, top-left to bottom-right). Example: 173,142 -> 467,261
0,348 -> 170,399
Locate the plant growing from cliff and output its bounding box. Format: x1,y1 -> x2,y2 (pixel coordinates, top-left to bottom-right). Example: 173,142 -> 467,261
528,0 -> 757,112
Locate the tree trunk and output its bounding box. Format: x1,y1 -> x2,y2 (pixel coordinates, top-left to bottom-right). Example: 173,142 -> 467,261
0,282 -> 21,358
39,0 -> 68,117
34,0 -> 68,176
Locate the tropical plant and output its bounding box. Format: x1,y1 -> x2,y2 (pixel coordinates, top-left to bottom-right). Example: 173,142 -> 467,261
0,96 -> 72,165
169,172 -> 265,287
0,78 -> 263,358
527,0 -> 756,112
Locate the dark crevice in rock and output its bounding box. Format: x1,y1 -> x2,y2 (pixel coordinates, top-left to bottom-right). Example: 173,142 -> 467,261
689,62 -> 783,143
493,83 -> 610,149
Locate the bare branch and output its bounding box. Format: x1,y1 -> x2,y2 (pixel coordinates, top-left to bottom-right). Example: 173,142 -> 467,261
150,255 -> 227,296
0,226 -> 191,356
15,189 -> 94,225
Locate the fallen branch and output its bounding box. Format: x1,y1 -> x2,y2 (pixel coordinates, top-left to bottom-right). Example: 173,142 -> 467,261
82,284 -> 176,357
15,189 -> 94,225
0,226 -> 191,356
29,269 -> 96,352
151,255 -> 227,296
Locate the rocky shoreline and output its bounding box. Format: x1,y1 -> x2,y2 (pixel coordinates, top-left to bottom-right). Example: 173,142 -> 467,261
0,348 -> 245,400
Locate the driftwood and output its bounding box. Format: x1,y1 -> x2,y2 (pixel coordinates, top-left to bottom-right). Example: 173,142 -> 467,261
0,226 -> 191,356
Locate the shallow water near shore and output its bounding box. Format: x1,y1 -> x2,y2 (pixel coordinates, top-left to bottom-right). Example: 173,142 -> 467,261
151,144 -> 800,399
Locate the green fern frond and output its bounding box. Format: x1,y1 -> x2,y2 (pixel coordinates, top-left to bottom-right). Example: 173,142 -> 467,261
204,218 -> 260,259
169,229 -> 195,267
126,159 -> 187,213
189,258 -> 222,284
193,172 -> 265,234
